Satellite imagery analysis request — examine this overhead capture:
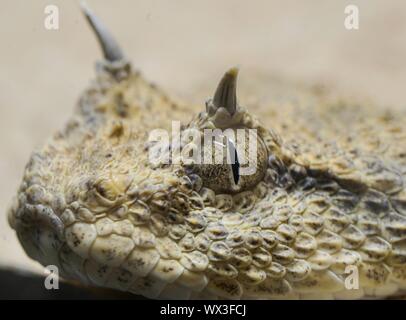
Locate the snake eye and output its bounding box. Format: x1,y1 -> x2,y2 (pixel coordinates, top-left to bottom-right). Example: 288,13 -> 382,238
184,68 -> 269,194
186,130 -> 268,193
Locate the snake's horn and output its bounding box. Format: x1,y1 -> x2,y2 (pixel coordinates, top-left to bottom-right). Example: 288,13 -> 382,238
80,1 -> 124,62
212,67 -> 239,115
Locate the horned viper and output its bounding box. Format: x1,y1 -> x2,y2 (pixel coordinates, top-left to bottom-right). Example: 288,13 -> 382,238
8,4 -> 406,299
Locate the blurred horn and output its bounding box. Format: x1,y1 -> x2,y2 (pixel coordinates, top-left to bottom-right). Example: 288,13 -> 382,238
80,1 -> 124,62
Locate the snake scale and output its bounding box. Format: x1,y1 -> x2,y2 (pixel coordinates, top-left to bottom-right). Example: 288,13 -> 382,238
7,4 -> 406,299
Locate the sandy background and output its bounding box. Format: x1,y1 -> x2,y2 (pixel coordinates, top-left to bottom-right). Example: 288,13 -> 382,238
1,0 -> 406,273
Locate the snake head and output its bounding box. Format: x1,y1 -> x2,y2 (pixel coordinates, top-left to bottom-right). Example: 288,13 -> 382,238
10,3 -> 404,301
7,3 -> 297,299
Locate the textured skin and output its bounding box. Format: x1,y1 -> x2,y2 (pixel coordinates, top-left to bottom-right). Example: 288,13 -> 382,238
8,59 -> 406,300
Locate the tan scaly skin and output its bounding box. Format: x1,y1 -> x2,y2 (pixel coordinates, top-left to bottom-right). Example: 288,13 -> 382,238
8,4 -> 406,299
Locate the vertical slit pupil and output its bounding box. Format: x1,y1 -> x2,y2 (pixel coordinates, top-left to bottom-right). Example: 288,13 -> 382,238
228,140 -> 240,185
